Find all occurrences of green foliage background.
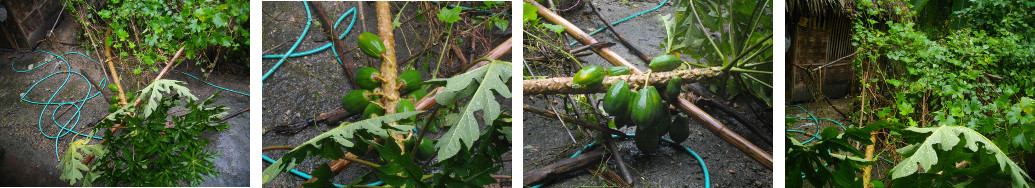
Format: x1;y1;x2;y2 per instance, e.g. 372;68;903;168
789;0;1035;187
68;0;249;74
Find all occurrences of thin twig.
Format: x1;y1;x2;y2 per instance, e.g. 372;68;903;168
586;0;650;62
547;97;578;143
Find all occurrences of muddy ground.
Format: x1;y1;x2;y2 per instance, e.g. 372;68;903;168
522;0;773;187
261;1;512;187
0;10;250;187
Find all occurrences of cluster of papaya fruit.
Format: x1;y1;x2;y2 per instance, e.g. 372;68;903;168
346;32;436;159
341;32;427;123
107;84;136;113
572;54;690;153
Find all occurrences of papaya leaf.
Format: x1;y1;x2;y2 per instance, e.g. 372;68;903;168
428;60;511;161
891;126;1031;187
437;7;462;24
58;139;90;185
261;111;422;184
139;79;196;118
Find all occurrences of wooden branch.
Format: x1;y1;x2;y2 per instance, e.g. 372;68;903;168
670;94;772;168
129;45;186;108
586;0;650;62
523;67;723;95
523;105;628;138
524;149;606;185
308;2;357;86
526;0;639;71
604;136;633;185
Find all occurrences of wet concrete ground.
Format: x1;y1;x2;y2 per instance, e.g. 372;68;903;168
523;0;774;187
0;10;250;186
261;1;512;187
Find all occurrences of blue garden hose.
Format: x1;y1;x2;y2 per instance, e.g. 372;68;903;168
784;105;895;178
785;105;845;144
12;50;249;158
567;0;669;46
262;154;384;187
532;133;710;188
261;2;357;81
13;51;108;158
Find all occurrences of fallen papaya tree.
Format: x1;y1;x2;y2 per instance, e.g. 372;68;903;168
524;0;772;170
261;2;513;187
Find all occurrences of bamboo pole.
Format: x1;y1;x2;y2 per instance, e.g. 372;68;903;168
526;0;638;70
527;0;772;169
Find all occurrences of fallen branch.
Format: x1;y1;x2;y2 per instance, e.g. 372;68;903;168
308;2;357;86
586;0;650;62
523;105;628;138
523;67;723;95
524;149;606;185
686;93;772;144
603;135;633;185
527;0;637;69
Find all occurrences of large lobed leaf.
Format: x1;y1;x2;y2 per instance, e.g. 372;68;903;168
891;126;1031;187
261;111;422;184
140;79;196;118
58;137;107;186
429;60;512;161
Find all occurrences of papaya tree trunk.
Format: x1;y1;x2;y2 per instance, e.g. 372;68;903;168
523;67;724;95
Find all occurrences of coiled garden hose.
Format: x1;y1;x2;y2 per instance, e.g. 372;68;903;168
12;51;108;158
532;133;710;188
785;104;845;144
261;2;357;81
11;50;249;158
784;105;895;178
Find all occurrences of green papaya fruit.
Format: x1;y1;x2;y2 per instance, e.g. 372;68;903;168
669;114;691;143
572;65;607;90
405;137;436;160
407;87;428;101
655;111;672;136
417;138;435;160
399;69;423;92
362;103;385;119
108;84;119;92
358;32;386;58
396;99;417;123
603;80;633;115
108;104;119;113
607;66;631;76
629;86;665;128
342;89;374;112
666;77;683;101
649;54;682;72
356;67;381;90
635;122;660;153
